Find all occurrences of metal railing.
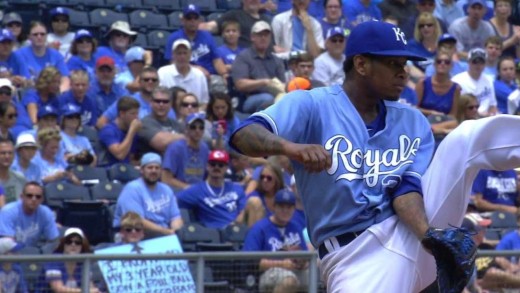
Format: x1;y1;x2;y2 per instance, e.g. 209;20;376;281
0;251;320;293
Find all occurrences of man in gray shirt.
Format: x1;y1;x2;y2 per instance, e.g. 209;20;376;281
0;138;26;204
448;0;496;60
137;86;184;154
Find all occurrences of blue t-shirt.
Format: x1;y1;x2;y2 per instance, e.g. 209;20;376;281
178;181;247;229
0;264;28;293
42;259;83;289
21;89;60;114
164;29;220;74
494;79;516;114
399;86;418;106
14;46;69;81
96;46;127;75
11;100;32;139
243;217;308;252
66;55;96;82
247;190;306;231
99;122;137;166
33;153;68;181
0;52;30;78
419;76;457;114
407;39;435;72
472;169;518;207
343;0;383;26
319;18;352;43
232;85;434;247
496;230;520;250
216;45;243;65
87;80;130;114
11;157;42;184
113;178;181;228
59;132;94;156
58;91;100;126
0;200;59;246
162;139;209;185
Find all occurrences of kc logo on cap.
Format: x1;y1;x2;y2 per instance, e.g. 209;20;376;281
392;27;407;45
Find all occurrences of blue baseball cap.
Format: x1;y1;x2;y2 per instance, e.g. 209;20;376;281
61;103;81;117
438;33;457;44
124;46;145;63
37;105;58;118
74;29;93;41
183;4;201;17
346;21;426;61
186;113;205;126
274;189;296;205
0;29;14;43
326;26;345;40
141;152;162;166
468;0;486;7
50;7;69;18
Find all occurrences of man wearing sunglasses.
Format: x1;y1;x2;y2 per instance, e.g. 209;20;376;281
313;26;346;86
177;150;246;229
162;113;209;192
0;181;59;246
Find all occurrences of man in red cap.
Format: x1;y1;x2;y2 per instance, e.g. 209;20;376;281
177;150;247;229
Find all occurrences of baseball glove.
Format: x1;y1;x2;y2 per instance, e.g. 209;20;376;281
421;227;477;293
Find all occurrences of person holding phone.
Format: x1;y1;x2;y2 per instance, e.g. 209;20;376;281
205;92;240;150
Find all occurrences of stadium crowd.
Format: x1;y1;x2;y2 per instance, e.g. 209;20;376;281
0;0;520;292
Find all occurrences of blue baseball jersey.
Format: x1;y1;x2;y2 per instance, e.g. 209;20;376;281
0;53;30;78
233;85;434;247
494;79;516;114
177;181;247;229
162;139;209;185
0;264;28;293
164;30;220;74
216;45;243;65
243;217;308;252
496;230;520;250
41;259;83;288
58;91;100;126
248;190;306;231
113;178;181;228
0;200;59;246
471;169;518;206
66;55;96;82
59;132;94;156
14;47;69;81
21;89;60;113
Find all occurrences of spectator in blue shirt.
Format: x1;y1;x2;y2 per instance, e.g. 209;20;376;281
2;12;27;50
0;28;28;88
494;56;517;114
11;133;41;184
115;46;152;94
96;21;137;74
0;238;28;293
472;169;520;214
66;29;98;83
59;103;97;166
14;21;69;91
216;20;244;81
58;70;100;127
0;79;30;138
320;0;353;38
21;66;61;127
343;0;383;26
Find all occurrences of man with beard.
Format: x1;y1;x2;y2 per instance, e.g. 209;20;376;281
177;150;246;229
113;152;183;239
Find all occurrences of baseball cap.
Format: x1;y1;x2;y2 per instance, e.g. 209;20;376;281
274;189;296;205
251;21;271;34
186;113;205;126
287;77;311;92
37;105;58;118
106;21;137;38
141;152;162;167
326;26;345;40
208;150;229;164
96;56;115;69
74;29;93;42
64;227;85;238
0;238;24;254
468;48;487;62
2;12;22;26
61;103;81;117
125;46;145;63
0;78;14;92
461;213;492;233
438;33;457;44
183;4;201;17
15;133;37;149
345;21;426;61
172;39;191;51
50;7;69;18
0;29;14;43
468;0;486;7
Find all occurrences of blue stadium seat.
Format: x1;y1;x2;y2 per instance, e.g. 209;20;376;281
71;165;109;186
490;211;518;229
216;0;241;10
90;181;123;203
142;0;180;13
167;11;183;30
129;9;169;32
89;8;129;29
73;0;108;10
147;30;170;51
17;245;42;292
60;201;113;245
206;12;224;23
213;35;223;46
180;208;195;224
133;32;148;48
68;9;91;29
106;0;143;12
181;0;220;12
220;223;248;251
107;163;140;183
177;223;221;252
44;182;92;209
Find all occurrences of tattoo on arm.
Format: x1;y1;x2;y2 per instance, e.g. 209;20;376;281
232;124;288;157
393;192;430;239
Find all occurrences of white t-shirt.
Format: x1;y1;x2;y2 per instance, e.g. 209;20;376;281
451;71;496;116
47;32;75;59
312;52;345;86
158;64;209;104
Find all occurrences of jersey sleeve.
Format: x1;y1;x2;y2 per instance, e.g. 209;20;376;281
99;124;120;149
102;101;118;121
162;142;180;174
176;186;199;209
42;207;59;241
471;170;487;195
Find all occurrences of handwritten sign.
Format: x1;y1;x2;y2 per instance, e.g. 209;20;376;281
95;235;195;293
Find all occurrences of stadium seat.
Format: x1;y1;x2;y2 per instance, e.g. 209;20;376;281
73;0;108;10
90;181;123;203
77;125;108;167
129;9;169;32
167;11;183;30
107;163;140;183
216;0;241;10
89;8;129;31
105;0;142;11
180;208;194;224
220;223;248;251
133;32;148;48
147;30;170;51
188;264;230;292
60;201;113;245
17;245;42;292
177;223;221;252
213;35;223;46
71;165;109;186
181;0;220;12
490;211;518;229
206;12;223;23
44;182;91;209
485;229;501;241
68;9;91;29
142;0;180;13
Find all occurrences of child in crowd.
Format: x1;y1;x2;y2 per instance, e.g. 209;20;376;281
216;20;243;80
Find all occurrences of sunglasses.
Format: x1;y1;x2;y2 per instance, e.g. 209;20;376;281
142;78;158;83
7;113;17;119
419;23;434;29
153;99;170;104
0;89;12;96
52;18;68;23
123;227;143;233
181;102;199;108
189;124;204;130
113;32;129;38
31;32;46;37
260;175;273;182
7;22;21;28
467;105;479;110
25;193;43;200
65;239;82;246
76;38;92;44
471;59;485;64
209;161;226;168
435;59;451;65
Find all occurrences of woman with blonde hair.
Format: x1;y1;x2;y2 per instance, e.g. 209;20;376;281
408;12;443;72
22;66;61;126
